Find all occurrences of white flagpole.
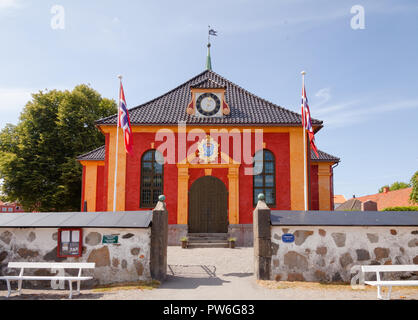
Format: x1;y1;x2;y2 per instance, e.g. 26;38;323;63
113;75;122;212
301;71;308;211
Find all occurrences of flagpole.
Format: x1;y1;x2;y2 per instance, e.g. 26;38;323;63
301;71;308;211
113;75;122;212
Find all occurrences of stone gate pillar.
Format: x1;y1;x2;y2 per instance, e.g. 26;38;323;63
253;194;272;280
150;195;168;282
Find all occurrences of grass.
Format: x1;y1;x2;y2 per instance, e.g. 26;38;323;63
92;280;160;293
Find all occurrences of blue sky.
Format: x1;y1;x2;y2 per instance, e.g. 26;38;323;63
0;0;417;200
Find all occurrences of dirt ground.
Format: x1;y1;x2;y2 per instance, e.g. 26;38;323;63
1;247;417;300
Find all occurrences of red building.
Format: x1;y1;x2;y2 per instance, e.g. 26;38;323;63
0;201;25;213
78;69;340;242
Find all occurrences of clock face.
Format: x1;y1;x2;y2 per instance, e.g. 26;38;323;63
196;93;221;116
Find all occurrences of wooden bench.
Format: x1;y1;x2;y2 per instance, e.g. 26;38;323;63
361;265;418;300
0;262;95;299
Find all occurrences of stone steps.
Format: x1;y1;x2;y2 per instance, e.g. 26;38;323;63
187;242;229;249
186;233;230;248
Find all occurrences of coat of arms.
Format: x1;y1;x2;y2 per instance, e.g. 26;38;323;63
198;135;219;163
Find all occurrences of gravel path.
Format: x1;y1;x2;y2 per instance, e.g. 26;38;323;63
1;247;417;300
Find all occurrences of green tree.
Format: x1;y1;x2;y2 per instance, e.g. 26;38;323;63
0;85;117;212
410;171;418;204
378;181;411;193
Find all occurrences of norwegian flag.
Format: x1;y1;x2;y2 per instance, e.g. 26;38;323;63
118;81;133;154
301;85;319;157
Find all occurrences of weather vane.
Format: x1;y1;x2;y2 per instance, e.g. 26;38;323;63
208;25;218;45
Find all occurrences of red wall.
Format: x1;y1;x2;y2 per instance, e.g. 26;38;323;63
96;166;106;212
104;130;292;225
330;166;334;210
310;165;319;210
104;133;110;211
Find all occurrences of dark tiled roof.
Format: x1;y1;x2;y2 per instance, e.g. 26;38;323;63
96;70;323;126
76;145;105;161
77;145;339;163
335;199;363;211
191;78;225;89
311;149;340;163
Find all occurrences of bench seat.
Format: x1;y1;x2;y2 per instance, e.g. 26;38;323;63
0;276;92;281
365;280;418;287
1;262;95;299
361;264;418;300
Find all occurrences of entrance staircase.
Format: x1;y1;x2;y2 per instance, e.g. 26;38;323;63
187;233;229;248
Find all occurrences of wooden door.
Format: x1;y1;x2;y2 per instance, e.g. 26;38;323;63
188;176;228;233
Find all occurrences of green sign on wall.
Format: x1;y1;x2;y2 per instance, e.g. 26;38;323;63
102;235;119;244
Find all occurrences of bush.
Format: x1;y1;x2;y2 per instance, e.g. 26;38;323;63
382;206;418;211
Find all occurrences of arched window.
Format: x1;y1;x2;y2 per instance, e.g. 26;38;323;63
253;150;276;206
140;150;164;208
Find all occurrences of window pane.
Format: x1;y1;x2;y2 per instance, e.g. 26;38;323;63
254;175;263;187
142;162;152;174
265;175;274;187
141;189;151;205
152;192;160;204
154;176;163;187
154;162;163;174
264;162;274;174
264;151;274;161
61;230;70;242
142;176;151;188
265;189;275;205
141;150;164;208
143;151;153;161
71;230;80;243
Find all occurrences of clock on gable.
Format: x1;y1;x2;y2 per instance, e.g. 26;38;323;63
196;92;221;116
187;85;230;117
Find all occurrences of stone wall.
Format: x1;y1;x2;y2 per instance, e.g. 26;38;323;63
168;225;188;246
271;226;418;283
228;224;253;247
0;227;151;288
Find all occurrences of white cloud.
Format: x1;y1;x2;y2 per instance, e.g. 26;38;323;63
310;88;418;128
314;88;331;108
0;0;21;10
0;88;33;127
0;88;32;111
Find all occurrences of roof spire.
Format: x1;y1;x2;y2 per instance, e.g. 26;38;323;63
207;26;217;71
206;43;212;71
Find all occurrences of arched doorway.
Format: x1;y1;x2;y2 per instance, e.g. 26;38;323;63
188;176;228;234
